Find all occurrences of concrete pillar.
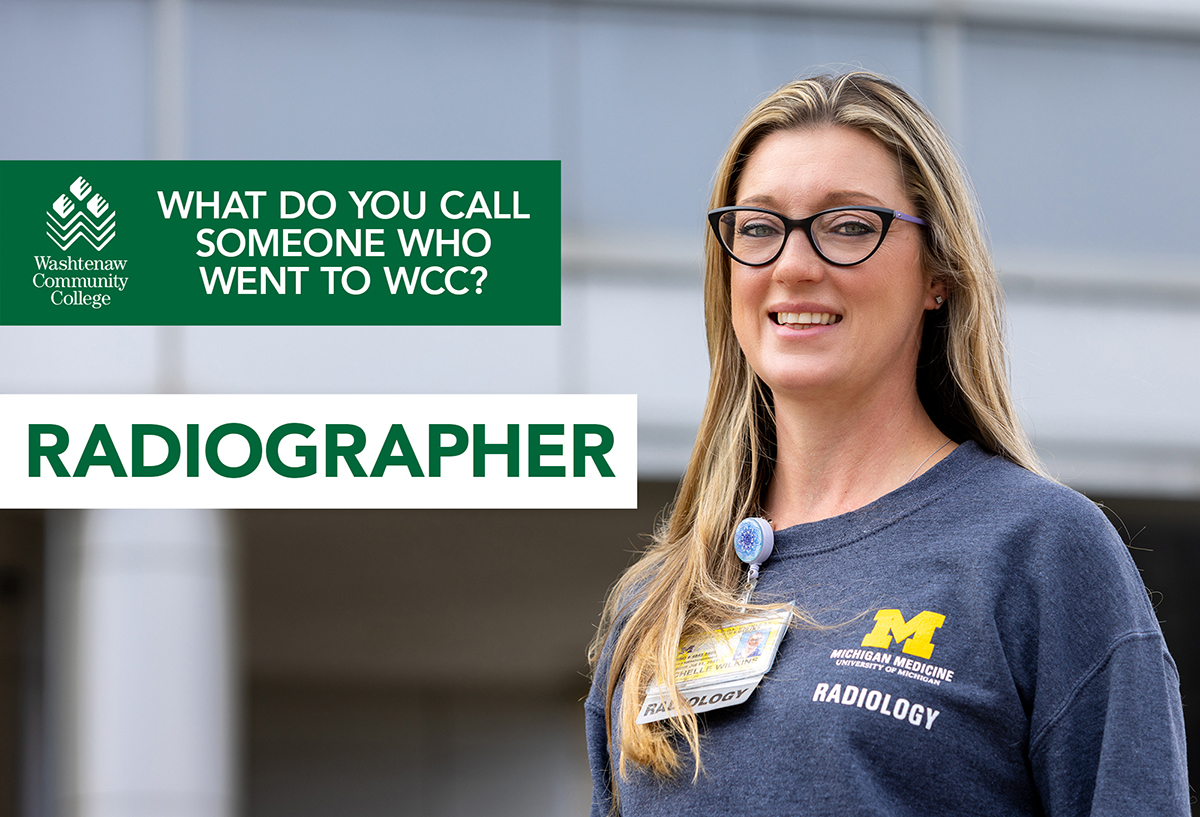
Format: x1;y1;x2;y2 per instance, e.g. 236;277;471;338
45;510;237;817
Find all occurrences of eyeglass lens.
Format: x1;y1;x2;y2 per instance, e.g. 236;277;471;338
717;209;888;266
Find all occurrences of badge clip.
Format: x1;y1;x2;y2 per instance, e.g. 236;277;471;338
734;517;773;604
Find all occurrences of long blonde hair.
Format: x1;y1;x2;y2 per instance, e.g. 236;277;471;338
589;70;1043;792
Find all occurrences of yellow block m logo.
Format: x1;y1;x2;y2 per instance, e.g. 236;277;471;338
861;609;945;660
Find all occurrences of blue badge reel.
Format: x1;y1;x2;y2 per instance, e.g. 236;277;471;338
634;515;791;726
734;517;774;580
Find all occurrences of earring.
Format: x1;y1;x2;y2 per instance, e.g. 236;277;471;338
934;295;944;306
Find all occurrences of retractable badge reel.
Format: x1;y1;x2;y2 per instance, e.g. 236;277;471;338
636;515;790;725
734;517;774;603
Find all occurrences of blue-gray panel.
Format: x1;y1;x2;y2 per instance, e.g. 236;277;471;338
964;27;1200;257
574;5;762;235
754;15;926;101
574;6;927;235
0;326;159;392
190;0;557;160
0;0;150;159
182;324;564;393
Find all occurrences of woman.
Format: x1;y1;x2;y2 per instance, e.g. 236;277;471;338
586;72;1188;815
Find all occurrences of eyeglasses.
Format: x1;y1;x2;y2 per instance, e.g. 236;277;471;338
708;205;926;268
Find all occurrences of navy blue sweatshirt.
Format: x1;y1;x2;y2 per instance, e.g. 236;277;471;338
587;442;1188;815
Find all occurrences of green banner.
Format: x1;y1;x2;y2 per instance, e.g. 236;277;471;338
0;161;560;325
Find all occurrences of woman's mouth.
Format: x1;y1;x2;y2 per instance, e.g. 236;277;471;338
771;311;842;328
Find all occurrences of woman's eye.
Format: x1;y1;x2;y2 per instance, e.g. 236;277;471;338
830;219;875;237
821;212;881;238
737;220;781;238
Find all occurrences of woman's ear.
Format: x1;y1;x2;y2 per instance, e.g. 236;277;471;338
926;280;949;310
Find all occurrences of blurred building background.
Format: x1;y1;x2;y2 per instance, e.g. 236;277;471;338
1;0;1198;814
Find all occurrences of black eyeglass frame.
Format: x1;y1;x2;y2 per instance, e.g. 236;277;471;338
707;205;927;268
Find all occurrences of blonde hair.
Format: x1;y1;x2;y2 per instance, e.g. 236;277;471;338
589;70;1043;795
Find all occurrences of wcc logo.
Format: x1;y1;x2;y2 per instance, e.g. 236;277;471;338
860;609;945;660
45;176;116;251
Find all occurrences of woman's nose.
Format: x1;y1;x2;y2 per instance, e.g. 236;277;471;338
770;228;827;284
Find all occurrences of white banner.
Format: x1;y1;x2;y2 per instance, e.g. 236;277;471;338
1;394;637;508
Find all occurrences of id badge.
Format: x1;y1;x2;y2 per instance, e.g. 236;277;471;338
636;607;792;724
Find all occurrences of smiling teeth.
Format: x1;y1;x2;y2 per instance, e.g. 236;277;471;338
776;311;841;326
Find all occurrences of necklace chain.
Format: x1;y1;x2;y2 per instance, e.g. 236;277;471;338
760;437;952;524
905;438;952;484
